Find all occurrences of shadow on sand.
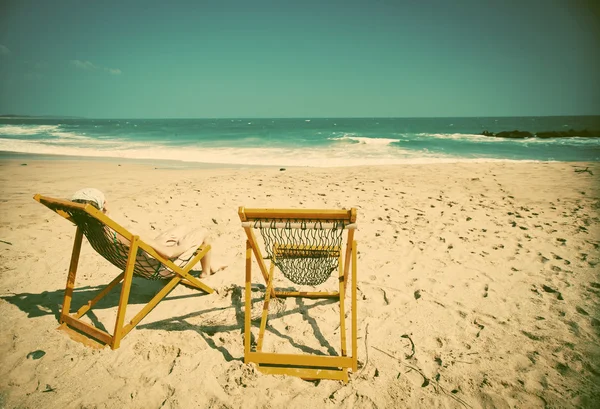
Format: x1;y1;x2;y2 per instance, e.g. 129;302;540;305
140;285;340;362
1;275;210;334
3;281;343;362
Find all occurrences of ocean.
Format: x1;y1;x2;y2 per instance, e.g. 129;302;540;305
1;116;599;167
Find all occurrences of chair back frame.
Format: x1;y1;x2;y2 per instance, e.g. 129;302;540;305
238;207;358;382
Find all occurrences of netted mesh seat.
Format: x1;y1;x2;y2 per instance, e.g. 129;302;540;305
255;219;345;286
45;203;170;280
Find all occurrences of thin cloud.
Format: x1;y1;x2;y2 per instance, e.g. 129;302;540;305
0;44;10;56
70;60;98;70
70;59;122;75
105;68;121;75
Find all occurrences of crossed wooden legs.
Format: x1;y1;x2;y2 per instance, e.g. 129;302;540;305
58;227;213;349
243;240;358;382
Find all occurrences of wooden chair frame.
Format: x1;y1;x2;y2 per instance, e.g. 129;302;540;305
239;207;358;382
34;194;214;349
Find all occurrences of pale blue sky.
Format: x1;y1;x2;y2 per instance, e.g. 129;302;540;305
0;0;598;118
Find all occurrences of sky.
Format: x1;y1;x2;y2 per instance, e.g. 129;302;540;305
0;0;598;118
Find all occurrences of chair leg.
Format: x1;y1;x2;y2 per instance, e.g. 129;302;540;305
60;227;83;323
257;261;275;352
343;229;355;291
244;240;252;360
112;235;139;349
338;253;347;358
351;240;358;371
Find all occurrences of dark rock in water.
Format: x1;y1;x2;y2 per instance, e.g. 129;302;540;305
494;130;534;139
535;129;600;138
481;129;600;139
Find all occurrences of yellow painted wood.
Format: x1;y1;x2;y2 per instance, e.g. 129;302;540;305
162;245;213;293
238;206;248;222
112;235;139;349
349;207;357;223
35;194;134;240
123;276;182;337
159;244;214;294
56;209;75;223
34;194;85;209
239;206;359;382
242;221;354;230
73;272;125;319
90;208;135;241
242;227;270;284
338;252;347;357
275;243;340;251
35;194;216;348
244;240;252;360
257;261;276;352
257;366;348;382
274;244;341;259
240;208;354;221
56;324;107;349
351;240;358;372
61;227;83;323
182;245;209;273
247;352;354;368
274;291;339;299
61;315;112;346
36;195;214;292
343;228;355;290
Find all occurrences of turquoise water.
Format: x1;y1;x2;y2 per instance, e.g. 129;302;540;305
0;117;599;166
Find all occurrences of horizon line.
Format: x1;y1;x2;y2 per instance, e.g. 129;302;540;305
2;114;600;120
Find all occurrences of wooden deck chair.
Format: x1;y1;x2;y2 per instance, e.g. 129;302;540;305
34;194;214;349
239;207;358;382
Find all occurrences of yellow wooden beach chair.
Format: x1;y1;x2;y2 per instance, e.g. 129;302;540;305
34;194;214;349
239;207;358;382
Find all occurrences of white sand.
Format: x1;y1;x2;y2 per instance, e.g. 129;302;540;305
0;159;599;408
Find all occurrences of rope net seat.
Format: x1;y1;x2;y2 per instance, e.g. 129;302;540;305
254;219;346;286
71;210;196;280
48;203;174;280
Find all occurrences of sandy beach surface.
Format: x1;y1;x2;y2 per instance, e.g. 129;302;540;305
0;158;599;408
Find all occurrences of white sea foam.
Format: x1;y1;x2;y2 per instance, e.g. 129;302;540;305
0;124;117;143
0;125;61;135
417;132;493;140
49;131;90;139
329;134;399;146
416;132;600;146
0;124;88;139
0;137;541;167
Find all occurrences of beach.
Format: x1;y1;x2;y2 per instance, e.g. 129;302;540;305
0;158;599;408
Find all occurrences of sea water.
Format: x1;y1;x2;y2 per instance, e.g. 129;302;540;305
0;116;599;167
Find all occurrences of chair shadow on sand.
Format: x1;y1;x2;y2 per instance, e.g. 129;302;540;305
140;284;340;362
2;281;338;362
1;274;210;334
